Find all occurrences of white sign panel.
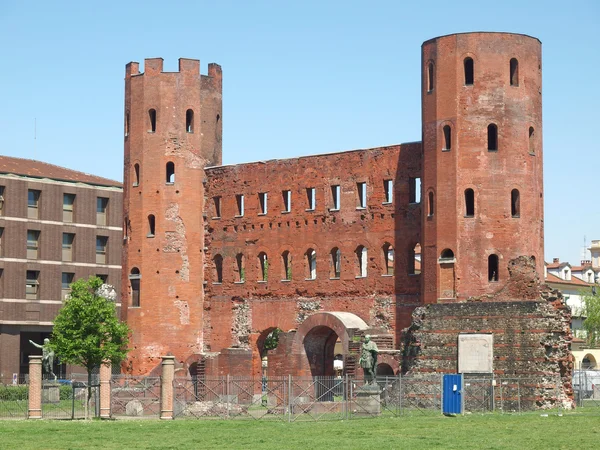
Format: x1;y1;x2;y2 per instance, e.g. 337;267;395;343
458;334;493;373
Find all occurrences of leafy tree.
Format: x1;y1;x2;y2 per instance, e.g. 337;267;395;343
50;276;130;414
581;287;600;346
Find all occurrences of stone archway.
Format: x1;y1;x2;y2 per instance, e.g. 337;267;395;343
292;312;369;377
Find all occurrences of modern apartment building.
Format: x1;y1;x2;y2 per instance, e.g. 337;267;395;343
0;156;122;378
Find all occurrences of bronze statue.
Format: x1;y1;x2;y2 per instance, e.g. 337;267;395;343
358;335;379;385
29;338;56;380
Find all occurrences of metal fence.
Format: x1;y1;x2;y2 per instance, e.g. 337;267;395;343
0;376;28;419
41;374;98;419
111;376;161;418
573;369;600;409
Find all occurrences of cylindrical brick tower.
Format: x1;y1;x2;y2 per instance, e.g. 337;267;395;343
122;58;222;374
421;33;543;303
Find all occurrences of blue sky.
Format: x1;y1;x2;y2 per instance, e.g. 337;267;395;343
0;0;598;265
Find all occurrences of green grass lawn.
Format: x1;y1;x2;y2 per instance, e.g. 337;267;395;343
0;411;597;449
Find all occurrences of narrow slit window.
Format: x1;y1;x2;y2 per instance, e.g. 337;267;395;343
465;189;475;217
133;163;140;187
409;243;421;275
383;180;393;204
331;185;340;210
236;194;245;216
306;188;316;211
282;251;292;280
307;249;317;280
236;253;245;282
213;197;221;218
125;111;130;137
357;182;367;208
213;254;223;283
443;125;452;151
186;109;194;133
510;58;519;86
129;268;141;307
147;214;155;237
488;254;499;282
258;252;268;281
282;190;291;213
258;192;268;215
428;191;434;217
487;124;498;151
330;248;341;278
355;246;367;278
511;189;520;218
409;178;421;204
383;243;394;275
427;62;434;92
464;57;474;85
148;109;156;132
528;127;535;154
166;162;175;184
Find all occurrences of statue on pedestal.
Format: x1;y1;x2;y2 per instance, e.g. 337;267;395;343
358;335;379;385
29;338;57;381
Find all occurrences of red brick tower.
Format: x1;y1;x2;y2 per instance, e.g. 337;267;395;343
421;33;543;303
121;58;222;374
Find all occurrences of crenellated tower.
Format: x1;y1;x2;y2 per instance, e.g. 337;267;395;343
121;58;222;374
420;33;544;303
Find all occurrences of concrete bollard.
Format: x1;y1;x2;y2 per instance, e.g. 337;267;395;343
28;355;43;419
160;356;175;420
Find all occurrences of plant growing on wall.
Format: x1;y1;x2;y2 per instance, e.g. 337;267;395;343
581;287;600;346
263;328;281;352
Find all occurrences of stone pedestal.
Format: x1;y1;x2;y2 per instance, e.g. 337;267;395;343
355;385;381;415
42;384;60;403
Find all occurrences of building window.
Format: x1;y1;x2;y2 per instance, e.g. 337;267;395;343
125;111;130;137
148;109;156;132
235;253;245;282
409;243;421;275
96;197;108;226
383;243;394;275
440;248;455;262
62;233;74;262
528;127;535;155
428;191;434;217
147;215;156;237
61;272;74;300
487;124;498;151
166;162;175;184
96;274;108;284
427;61;434;92
510;58;519;86
465;189;475;217
129;268;141;307
355;245;367;278
236;194;245;217
464;57;474;85
28;190;40;219
510;189;520;218
330;247;341;279
383;180;393;204
26;270;40;300
27;230;40;259
282;251;292;280
133;164;140;187
213;254;223;283
213;197;221;218
488;254;499;282
0;227;4;257
306;248;317;280
282;190;291;213
259;192;268;215
258;252;268;281
62;193;75;222
409;178;421;204
0;186;4;215
96;236;108;264
357;182;367;208
331;185;341;210
443;125;452;151
186;109;194;133
306;188;316;211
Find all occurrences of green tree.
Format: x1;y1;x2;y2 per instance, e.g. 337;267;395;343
581;287;600;346
50;276;130;414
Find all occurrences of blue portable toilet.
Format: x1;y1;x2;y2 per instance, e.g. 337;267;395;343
443;374;463;414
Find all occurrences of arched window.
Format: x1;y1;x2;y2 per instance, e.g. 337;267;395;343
428;191;434;217
443;125;451;151
465;189;475;217
488;254;499;282
409;243;421;275
487;124;498;151
510;58;519;86
213;254;223;283
148;109;156;133
383;243;394;275
147;214;155;237
129;267;141;307
258;252;268;282
528;127;535;154
282;251;292;281
511;189;520;217
236;253;245;282
427;62;435;92
186;109;194;133
133;163;140;187
166;162;175;184
306;248;317;280
125;111;130;137
355;246;367;278
330;247;341;279
440;249;454;261
464;57;474;85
